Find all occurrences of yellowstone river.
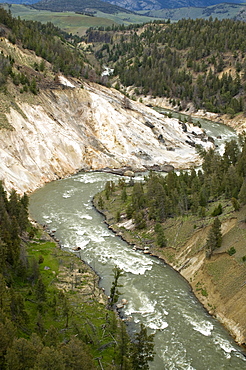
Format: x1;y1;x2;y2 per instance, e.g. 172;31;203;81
29;169;246;369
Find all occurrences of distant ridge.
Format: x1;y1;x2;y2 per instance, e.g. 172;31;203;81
101;0;246;11
0;0;38;3
31;0;134;14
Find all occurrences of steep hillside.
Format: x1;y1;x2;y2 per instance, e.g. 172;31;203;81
88;18;246;119
103;0;246;11
0;72;210;194
0;7;214;194
93;169;246;345
143;3;246;22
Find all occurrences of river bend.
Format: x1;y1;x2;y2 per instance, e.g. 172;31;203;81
29;171;246;369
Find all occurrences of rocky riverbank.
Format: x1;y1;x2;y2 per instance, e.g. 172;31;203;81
139;94;246;133
93;190;246;350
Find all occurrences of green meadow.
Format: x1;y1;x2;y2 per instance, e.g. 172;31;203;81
1;4;157;35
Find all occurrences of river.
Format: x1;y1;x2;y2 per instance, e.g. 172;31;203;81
29;119;246;369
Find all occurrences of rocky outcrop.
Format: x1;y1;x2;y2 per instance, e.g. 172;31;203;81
0;78;212;194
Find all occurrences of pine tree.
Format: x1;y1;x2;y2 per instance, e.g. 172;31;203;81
154;223;167;248
239;180;246;205
130;324;155;370
109;266;123;308
115;321;131;370
206;217;222;258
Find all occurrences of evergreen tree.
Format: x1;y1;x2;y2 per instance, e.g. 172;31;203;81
239;180;246;205
109;266;123;308
130;324;155;370
62;337;96;370
206;217;222;258
116;321;131;370
154;223;167;248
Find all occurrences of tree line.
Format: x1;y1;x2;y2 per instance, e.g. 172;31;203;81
119;137;246;223
0;7;103;91
0;180;155;369
88;18;246;116
100;136;246;255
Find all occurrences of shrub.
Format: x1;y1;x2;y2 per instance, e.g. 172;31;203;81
227;247;236;256
211;203;222;217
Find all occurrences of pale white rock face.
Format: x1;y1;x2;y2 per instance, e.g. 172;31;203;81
0;80;212;194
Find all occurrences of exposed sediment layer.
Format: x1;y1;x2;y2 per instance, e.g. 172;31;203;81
0;79;212;194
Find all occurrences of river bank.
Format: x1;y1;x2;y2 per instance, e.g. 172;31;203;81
93;187;246;351
29;170;246;368
140;95;246;133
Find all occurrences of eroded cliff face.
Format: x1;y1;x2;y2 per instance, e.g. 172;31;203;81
158;217;246;346
0;78;212;193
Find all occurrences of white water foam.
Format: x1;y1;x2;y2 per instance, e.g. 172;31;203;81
159;343;195;370
43;213;58;224
79;214;93;220
183;314;214;336
74;173;117;184
42;216;52;224
123;289;169;330
64;220;154;275
75;240;90;250
213;334;237;354
83;202;92;210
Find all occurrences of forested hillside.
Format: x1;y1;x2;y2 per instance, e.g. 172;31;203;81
0;180;156;369
94;137;246;344
88;18;246;117
96;136;246;240
31;0;133;14
0;6;110;94
0;7;159;368
0;7;86;79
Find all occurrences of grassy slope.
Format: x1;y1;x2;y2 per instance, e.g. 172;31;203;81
0;35;56;130
19;224;120;368
93;185;246;345
138;3;246;22
2;4;117;35
1;4;157;36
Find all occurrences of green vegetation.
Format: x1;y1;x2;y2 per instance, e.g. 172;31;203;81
141;3;246;22
227;246;236;256
109;266;123;309
3;4;118;36
31;0;133;15
0;7;86;78
130;324;155;370
4;7;246;117
93;141;246;333
89;18;246;115
0;179;155;369
206;217;222;258
3;4;156;36
94;137;246;257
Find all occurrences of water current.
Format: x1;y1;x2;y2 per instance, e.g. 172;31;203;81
29;119;246;369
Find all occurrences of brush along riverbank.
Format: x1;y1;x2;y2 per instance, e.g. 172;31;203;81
93;180;246;350
1;221;134;369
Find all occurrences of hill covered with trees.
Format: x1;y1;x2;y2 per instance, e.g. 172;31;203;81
0;7;159;369
0;180;156;369
94;137;246;344
0;7;87;79
31;0;133;15
87;18;246;117
96;136;246;238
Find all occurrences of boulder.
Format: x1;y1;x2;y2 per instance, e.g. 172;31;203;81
124;170;135;177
